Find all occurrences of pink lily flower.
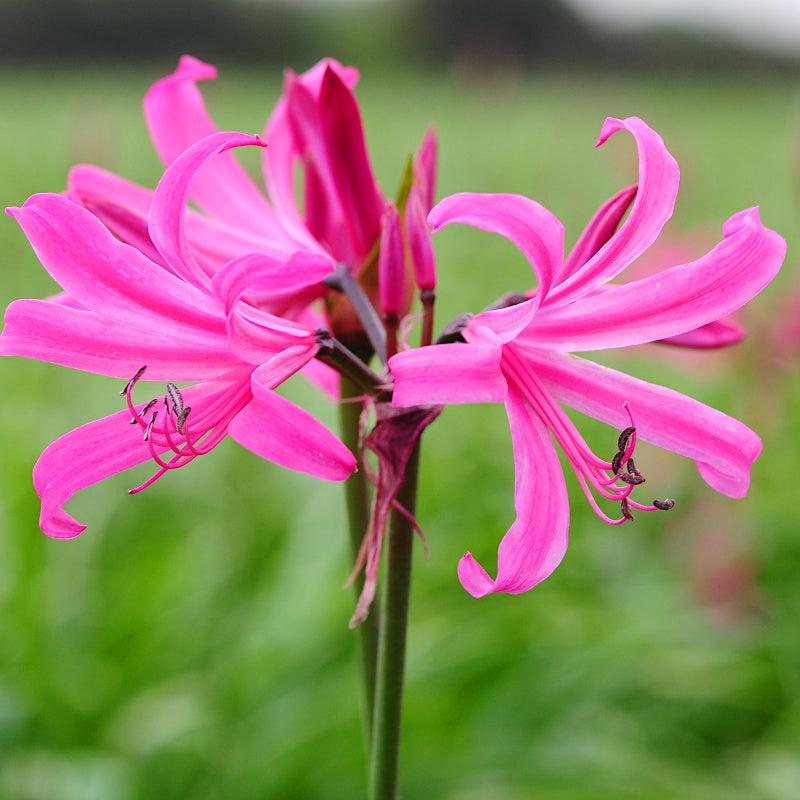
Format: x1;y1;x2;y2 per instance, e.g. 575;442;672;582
69;56;436;290
389;116;785;599
0;132;356;540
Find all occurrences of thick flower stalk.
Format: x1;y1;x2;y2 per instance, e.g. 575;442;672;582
389;115;786;599
0;132;357;539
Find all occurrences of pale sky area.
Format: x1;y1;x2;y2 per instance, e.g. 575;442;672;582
300;0;800;56
564;0;800;54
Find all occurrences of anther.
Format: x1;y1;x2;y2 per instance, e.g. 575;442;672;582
121;365;147;396
617;426;636;452
620;497;635;521
131;398;157;424
611;450;624;475
617;470;646;486
437;312;474;344
653;498;675;511
626;458;644;482
166;382;184;417
143;410;158;442
176;407;191;436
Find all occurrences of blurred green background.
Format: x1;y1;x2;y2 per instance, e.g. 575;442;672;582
1;1;800;798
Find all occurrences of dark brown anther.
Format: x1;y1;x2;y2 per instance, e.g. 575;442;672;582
481;292;529;313
611;450;624;475
166;382;184;417
436;312;474;344
653;498;675;511
176;407;191;436
617;426;636;452
618;471;646;486
626;458;644;481
121;365;148;396
143;410;158;442
620;497;635;521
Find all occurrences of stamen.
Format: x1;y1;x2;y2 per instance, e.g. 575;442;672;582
121;365;147;396
617;470;646;486
621;497;635;521
143;410;157;442
176;407;191;436
166;382;185;417
617;426;636;452
653;498;675;511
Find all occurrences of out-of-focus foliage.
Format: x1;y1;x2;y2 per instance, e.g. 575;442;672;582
1;64;799;799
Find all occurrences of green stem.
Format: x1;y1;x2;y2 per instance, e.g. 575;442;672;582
339;373;380;750
369;440;420;800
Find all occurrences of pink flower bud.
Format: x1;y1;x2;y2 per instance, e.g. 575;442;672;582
406;186;436;292
378;202;405;317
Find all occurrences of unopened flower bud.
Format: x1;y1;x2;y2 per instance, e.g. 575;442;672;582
406;186;436;292
378;201;405;317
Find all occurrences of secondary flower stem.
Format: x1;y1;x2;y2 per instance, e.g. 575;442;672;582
339;373;380;755
368;439;420;800
325;264;388;363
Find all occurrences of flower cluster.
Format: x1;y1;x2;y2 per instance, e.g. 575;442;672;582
1;58;785;614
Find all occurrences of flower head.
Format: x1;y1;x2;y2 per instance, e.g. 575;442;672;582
1;132;357;539
389;116;785;598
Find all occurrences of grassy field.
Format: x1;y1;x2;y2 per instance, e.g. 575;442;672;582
1;61;799;799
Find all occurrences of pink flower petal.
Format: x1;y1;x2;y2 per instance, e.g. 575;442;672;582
549;116;680;302
148;131;267;286
525;347;761;498
68;165;163;265
470;297;538;344
144;55;282;237
34;406;159;538
658;316;746;349
7;194;225;335
428;192;564;307
389;342;507;406
527;208;785;351
458;387;569;597
228;361;356;480
225;303;317;366
211;250;333;314
560;185;637;282
0;299;239;380
318;65;384;261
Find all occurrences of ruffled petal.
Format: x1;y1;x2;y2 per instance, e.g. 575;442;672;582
549;116;680;303
0;299;240;380
524;347;761;498
144;55;282;237
389;341;507;406
228;360;356;480
33;406;165;538
429;192;564;307
527;208;785;351
148;131;267;287
7;194;226;335
458;386;569;597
